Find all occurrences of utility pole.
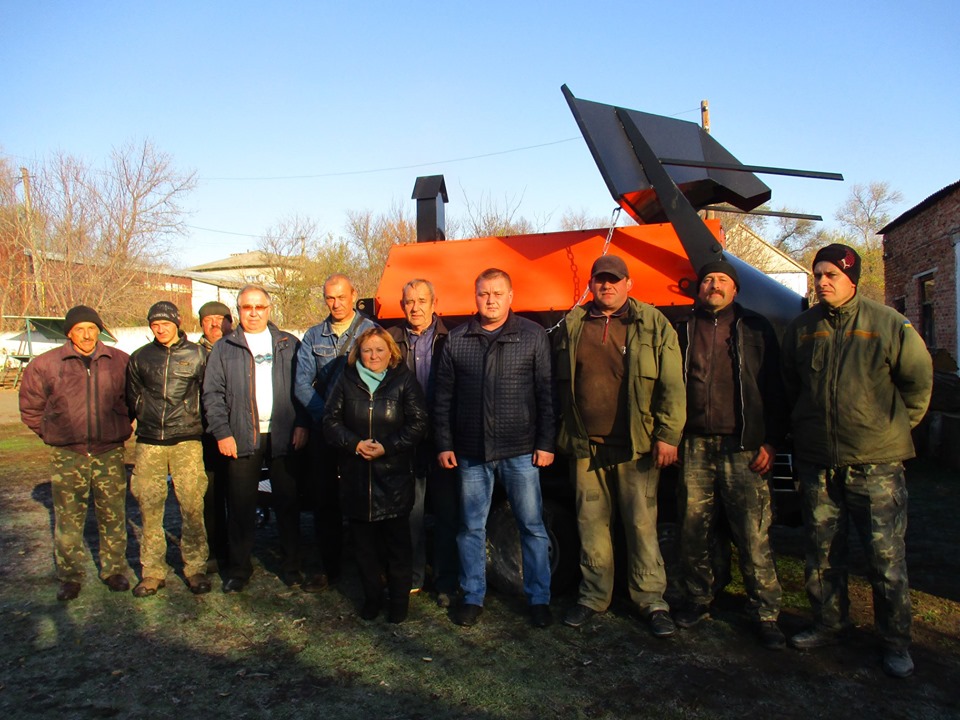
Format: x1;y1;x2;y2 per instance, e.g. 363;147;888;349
700;101;713;220
19;167;37;313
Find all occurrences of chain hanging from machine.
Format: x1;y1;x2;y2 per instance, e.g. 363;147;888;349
545;205;622;334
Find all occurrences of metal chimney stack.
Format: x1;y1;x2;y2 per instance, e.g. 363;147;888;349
412;175;448;242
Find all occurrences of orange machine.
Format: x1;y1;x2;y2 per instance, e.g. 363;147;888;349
375;222;721;320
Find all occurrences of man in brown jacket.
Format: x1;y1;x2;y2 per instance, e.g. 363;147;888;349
19;305;133;601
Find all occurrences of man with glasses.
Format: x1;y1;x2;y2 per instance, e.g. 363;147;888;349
203;285;309;592
295;274;376;591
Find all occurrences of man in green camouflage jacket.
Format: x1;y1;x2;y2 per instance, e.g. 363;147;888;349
781;244;933;678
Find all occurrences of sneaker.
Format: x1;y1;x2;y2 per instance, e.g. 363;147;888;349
882;648;914;678
530;604;552;628
674;603;710;629
648;610;677;638
453;603;483;627
563;604;599;628
758;621;786;651
789;626;845;650
388;601;409;624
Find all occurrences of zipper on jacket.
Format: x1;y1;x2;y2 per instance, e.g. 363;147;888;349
366;384;375;521
734;316;747;451
829;312;843;467
160;345;171;441
85;364;94;456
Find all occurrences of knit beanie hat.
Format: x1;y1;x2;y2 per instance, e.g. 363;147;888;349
64;305;104;335
813;244;861;286
198;300;232;322
147;301;181;326
697;258;740;291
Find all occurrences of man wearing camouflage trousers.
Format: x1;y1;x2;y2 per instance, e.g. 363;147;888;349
782;244;933;678
19;305;133;601
126;301;211;597
673;259;788;650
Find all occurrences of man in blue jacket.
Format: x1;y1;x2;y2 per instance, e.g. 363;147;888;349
294;273;377;591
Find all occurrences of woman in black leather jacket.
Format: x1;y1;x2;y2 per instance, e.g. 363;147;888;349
323;327;428;623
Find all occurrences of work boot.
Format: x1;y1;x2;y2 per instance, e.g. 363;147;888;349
674;603;710;629
789;626;846;650
187;574;212;595
530;604;552;628
302;573;329;593
563;604;600;628
882;648;915;678
105;574;130;592
453;603;483;627
57;581;81;602
132;578;165;598
648;610;677;638
360;598;382;621
757;621;786;650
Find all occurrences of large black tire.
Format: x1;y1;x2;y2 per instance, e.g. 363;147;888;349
486;498;581;595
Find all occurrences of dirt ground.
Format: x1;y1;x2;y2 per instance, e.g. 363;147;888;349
1;388;958;719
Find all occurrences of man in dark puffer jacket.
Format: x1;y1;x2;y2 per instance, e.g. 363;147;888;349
434;268;556;629
127;301;210;597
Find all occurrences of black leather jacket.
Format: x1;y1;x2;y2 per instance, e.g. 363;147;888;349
127;332;206;442
322;363;428;522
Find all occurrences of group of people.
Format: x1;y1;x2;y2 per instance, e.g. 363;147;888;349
18;242;933;679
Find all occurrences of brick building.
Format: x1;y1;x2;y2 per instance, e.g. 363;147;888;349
881;179;960;371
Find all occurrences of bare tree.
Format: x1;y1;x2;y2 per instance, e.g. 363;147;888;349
256;215;328;327
455;189;542;238
5;141;195;324
816;181;904;303
559;207;626;231
343;201;416;297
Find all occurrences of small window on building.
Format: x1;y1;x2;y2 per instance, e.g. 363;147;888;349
893;296;906;314
919;273;935;348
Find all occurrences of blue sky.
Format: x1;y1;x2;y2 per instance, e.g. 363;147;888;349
3;1;958;268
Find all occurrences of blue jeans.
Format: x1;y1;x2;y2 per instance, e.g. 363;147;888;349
457;454;551;606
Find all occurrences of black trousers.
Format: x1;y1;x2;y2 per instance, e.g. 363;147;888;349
225;434;301;580
202;433;229;565
350;515;412;605
306;426;344;577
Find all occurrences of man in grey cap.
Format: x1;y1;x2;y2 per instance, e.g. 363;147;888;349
19;305;133;601
555;255;685;638
782;243;932;677
198;301;233;353
197;300;233;570
673;259;788;650
126;301;210;596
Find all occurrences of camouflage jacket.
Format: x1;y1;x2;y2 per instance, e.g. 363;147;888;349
781;294;933;466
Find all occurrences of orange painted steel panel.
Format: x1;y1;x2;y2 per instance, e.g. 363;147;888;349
375;222;722;319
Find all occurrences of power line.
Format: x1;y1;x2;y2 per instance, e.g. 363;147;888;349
199;137;582;181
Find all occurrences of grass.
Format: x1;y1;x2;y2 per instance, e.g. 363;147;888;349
1;420;959;719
